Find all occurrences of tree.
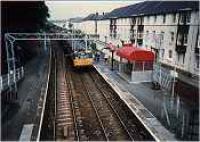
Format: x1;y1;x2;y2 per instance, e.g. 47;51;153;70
1;1;49;32
1;1;50;73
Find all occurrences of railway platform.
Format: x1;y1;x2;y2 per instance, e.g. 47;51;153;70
93;60;176;141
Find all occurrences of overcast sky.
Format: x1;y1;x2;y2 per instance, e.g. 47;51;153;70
46;1;141;20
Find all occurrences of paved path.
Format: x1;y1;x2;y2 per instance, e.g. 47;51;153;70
1;53;49;141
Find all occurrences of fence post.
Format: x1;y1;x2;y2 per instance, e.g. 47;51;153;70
7;73;10;88
142;61;145;72
16;69;19;81
0;76;2;92
22;66;24;77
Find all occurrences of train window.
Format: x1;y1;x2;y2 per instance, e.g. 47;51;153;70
87;53;93;58
73;50;93;59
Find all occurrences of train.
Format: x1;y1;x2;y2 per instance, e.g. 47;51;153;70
62;35;96;67
72;49;94;67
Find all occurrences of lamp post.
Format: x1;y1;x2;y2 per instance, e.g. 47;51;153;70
111;49;114;71
105;42;115;71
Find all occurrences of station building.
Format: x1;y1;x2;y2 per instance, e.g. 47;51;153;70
73;1;199;77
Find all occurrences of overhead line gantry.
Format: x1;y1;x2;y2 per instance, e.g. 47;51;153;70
2;32;99;96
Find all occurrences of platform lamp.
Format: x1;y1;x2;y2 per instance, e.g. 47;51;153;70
105;43;115;71
104;36;107;44
111;47;115;71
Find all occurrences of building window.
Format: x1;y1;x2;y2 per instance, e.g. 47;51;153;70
195;55;199;68
177;33;184;45
137;17;144;25
177;54;180;62
147;16;150;23
183;54;185;64
131;17;136;25
162;49;165;58
152;31;156;39
154;15;157;23
177;54;185;64
171;32;175;42
124;19;126;24
161;31;165;41
169;50;172;58
146;30;149;36
172;13;176;23
180;13;184;24
163;14;166;23
180;12;191;24
184;33;188;44
186;12;191;23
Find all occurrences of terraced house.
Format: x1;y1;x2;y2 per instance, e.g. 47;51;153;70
73;1;199;78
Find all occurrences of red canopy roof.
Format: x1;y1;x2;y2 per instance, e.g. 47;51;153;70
116;44;155;61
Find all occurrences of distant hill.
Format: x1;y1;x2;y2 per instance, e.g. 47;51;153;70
68;17;83;23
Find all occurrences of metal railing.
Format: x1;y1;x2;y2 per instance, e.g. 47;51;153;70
0;66;24;92
152;64;173;91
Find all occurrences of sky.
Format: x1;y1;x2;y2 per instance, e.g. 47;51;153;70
46;1;141;20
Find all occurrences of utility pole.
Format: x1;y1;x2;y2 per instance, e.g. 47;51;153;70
95;12;98;35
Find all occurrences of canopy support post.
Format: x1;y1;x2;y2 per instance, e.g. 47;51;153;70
142;61;145;72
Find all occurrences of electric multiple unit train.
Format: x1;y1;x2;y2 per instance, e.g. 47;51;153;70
72;49;94;67
71;40;94;67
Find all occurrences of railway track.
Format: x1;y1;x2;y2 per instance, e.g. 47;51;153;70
68;68;132;140
89;69;155;141
40;41;154;141
52;40;154;141
80;72;133;140
55;46;75;140
63;57;155;141
67;68;108;141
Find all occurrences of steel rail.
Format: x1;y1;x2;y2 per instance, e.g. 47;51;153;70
65;60;80;141
55;43;76;140
90;69;157;141
54;52;57;140
70;70;108;141
88;71;135;141
79;75;109;141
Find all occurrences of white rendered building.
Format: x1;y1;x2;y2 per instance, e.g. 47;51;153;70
72;1;199;76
